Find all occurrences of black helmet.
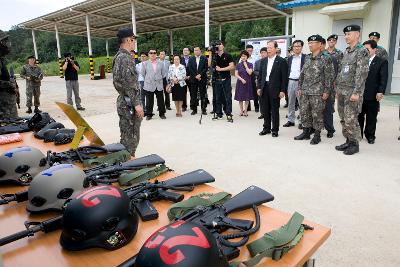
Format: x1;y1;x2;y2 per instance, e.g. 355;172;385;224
134;220;229;267
60;185;138;251
0;146;48;185
27;164;86;213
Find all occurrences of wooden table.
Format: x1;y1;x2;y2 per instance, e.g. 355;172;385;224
0;133;330;267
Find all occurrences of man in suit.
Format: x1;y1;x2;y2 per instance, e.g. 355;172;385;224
358;40;388;144
159;50;171;110
254;47;268;120
181;47;191;112
141;48;166;120
283;40;306;128
187;46;208;115
257;40;288;137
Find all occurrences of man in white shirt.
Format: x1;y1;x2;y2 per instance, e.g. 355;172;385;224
257;41;288;137
136;51;147;112
283;40;306;127
159;50;171;110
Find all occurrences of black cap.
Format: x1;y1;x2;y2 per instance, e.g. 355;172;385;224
117;28;136;39
307;34;324;43
343;25;361;33
327;34;338;41
27;55;35;59
369;32;380;38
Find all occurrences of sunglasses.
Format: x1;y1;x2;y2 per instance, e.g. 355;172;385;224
148;52;156;54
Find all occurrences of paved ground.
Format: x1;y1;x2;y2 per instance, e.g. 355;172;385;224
16;75;400;266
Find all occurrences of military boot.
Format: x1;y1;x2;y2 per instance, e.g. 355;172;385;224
343;141;359;155
335;138;350;151
294;128;311;140
34;106;42;113
310;131;321;145
26;107;32;114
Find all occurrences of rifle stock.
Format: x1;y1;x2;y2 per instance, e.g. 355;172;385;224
162;169;215;187
223;186;274;214
120;154;165;168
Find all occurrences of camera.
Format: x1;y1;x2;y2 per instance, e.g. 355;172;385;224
208;41;221;54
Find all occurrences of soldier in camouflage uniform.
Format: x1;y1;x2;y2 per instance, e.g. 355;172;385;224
335;25;369;155
369;32;388;61
0;30;18;120
20;55;43;113
112;28;144;156
323;34;344;138
294;35;335;145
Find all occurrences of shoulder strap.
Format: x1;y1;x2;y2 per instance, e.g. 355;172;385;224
118;164;170;186
230;212;313;267
167;192;231;221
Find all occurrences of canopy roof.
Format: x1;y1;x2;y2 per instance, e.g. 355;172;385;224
19;0;291;39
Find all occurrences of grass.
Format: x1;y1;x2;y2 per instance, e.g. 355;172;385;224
9;56;113;77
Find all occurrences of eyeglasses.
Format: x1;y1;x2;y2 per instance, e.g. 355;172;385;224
148;52;156;54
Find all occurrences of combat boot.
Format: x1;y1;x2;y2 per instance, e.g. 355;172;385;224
335;138;350;151
34;106;42;113
310;131;321;145
294;128;311;140
26;107;32;114
343;141;359;155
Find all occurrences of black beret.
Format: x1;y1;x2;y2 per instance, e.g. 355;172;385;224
343;25;361;33
307;34;324;43
327;34;338;41
369;32;380;38
117;28;135;39
27;55;35;59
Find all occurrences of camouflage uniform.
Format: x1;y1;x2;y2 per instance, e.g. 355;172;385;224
376;46;388;61
20;64;43;108
112;48;142;156
335;44;369;142
0;57;18;120
323;49;343;135
298;52;335;131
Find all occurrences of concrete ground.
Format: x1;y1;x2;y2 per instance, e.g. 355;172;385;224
15;75;400;266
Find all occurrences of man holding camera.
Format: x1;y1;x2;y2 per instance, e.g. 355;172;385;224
208;40;234;122
20;55;43;113
62;52;85;111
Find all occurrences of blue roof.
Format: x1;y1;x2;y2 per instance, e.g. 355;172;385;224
277;0;350;9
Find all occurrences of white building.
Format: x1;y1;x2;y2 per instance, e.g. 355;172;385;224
278;0;400;93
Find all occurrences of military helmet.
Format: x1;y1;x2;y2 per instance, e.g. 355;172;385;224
0;146;48;185
27;164;86;213
60;185;138;251
134;220;229;267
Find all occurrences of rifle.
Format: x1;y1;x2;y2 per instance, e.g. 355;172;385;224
0;169;215;246
9;66;20;109
124;169;216;221
46;143;129;166
0;216;63;246
0;154;165;207
118;186;274;267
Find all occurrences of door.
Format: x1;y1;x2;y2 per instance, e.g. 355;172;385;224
390;14;400;93
332;19;363;51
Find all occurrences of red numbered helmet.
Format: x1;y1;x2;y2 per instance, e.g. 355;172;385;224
134;220;229;267
60;185;138;251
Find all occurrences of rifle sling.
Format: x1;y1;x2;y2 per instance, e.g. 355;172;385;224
118;164;169;186
167;192;231;221
230;212;311;267
82;150;131;167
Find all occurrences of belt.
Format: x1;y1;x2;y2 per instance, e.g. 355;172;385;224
289;78;299;81
216;78;226;81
